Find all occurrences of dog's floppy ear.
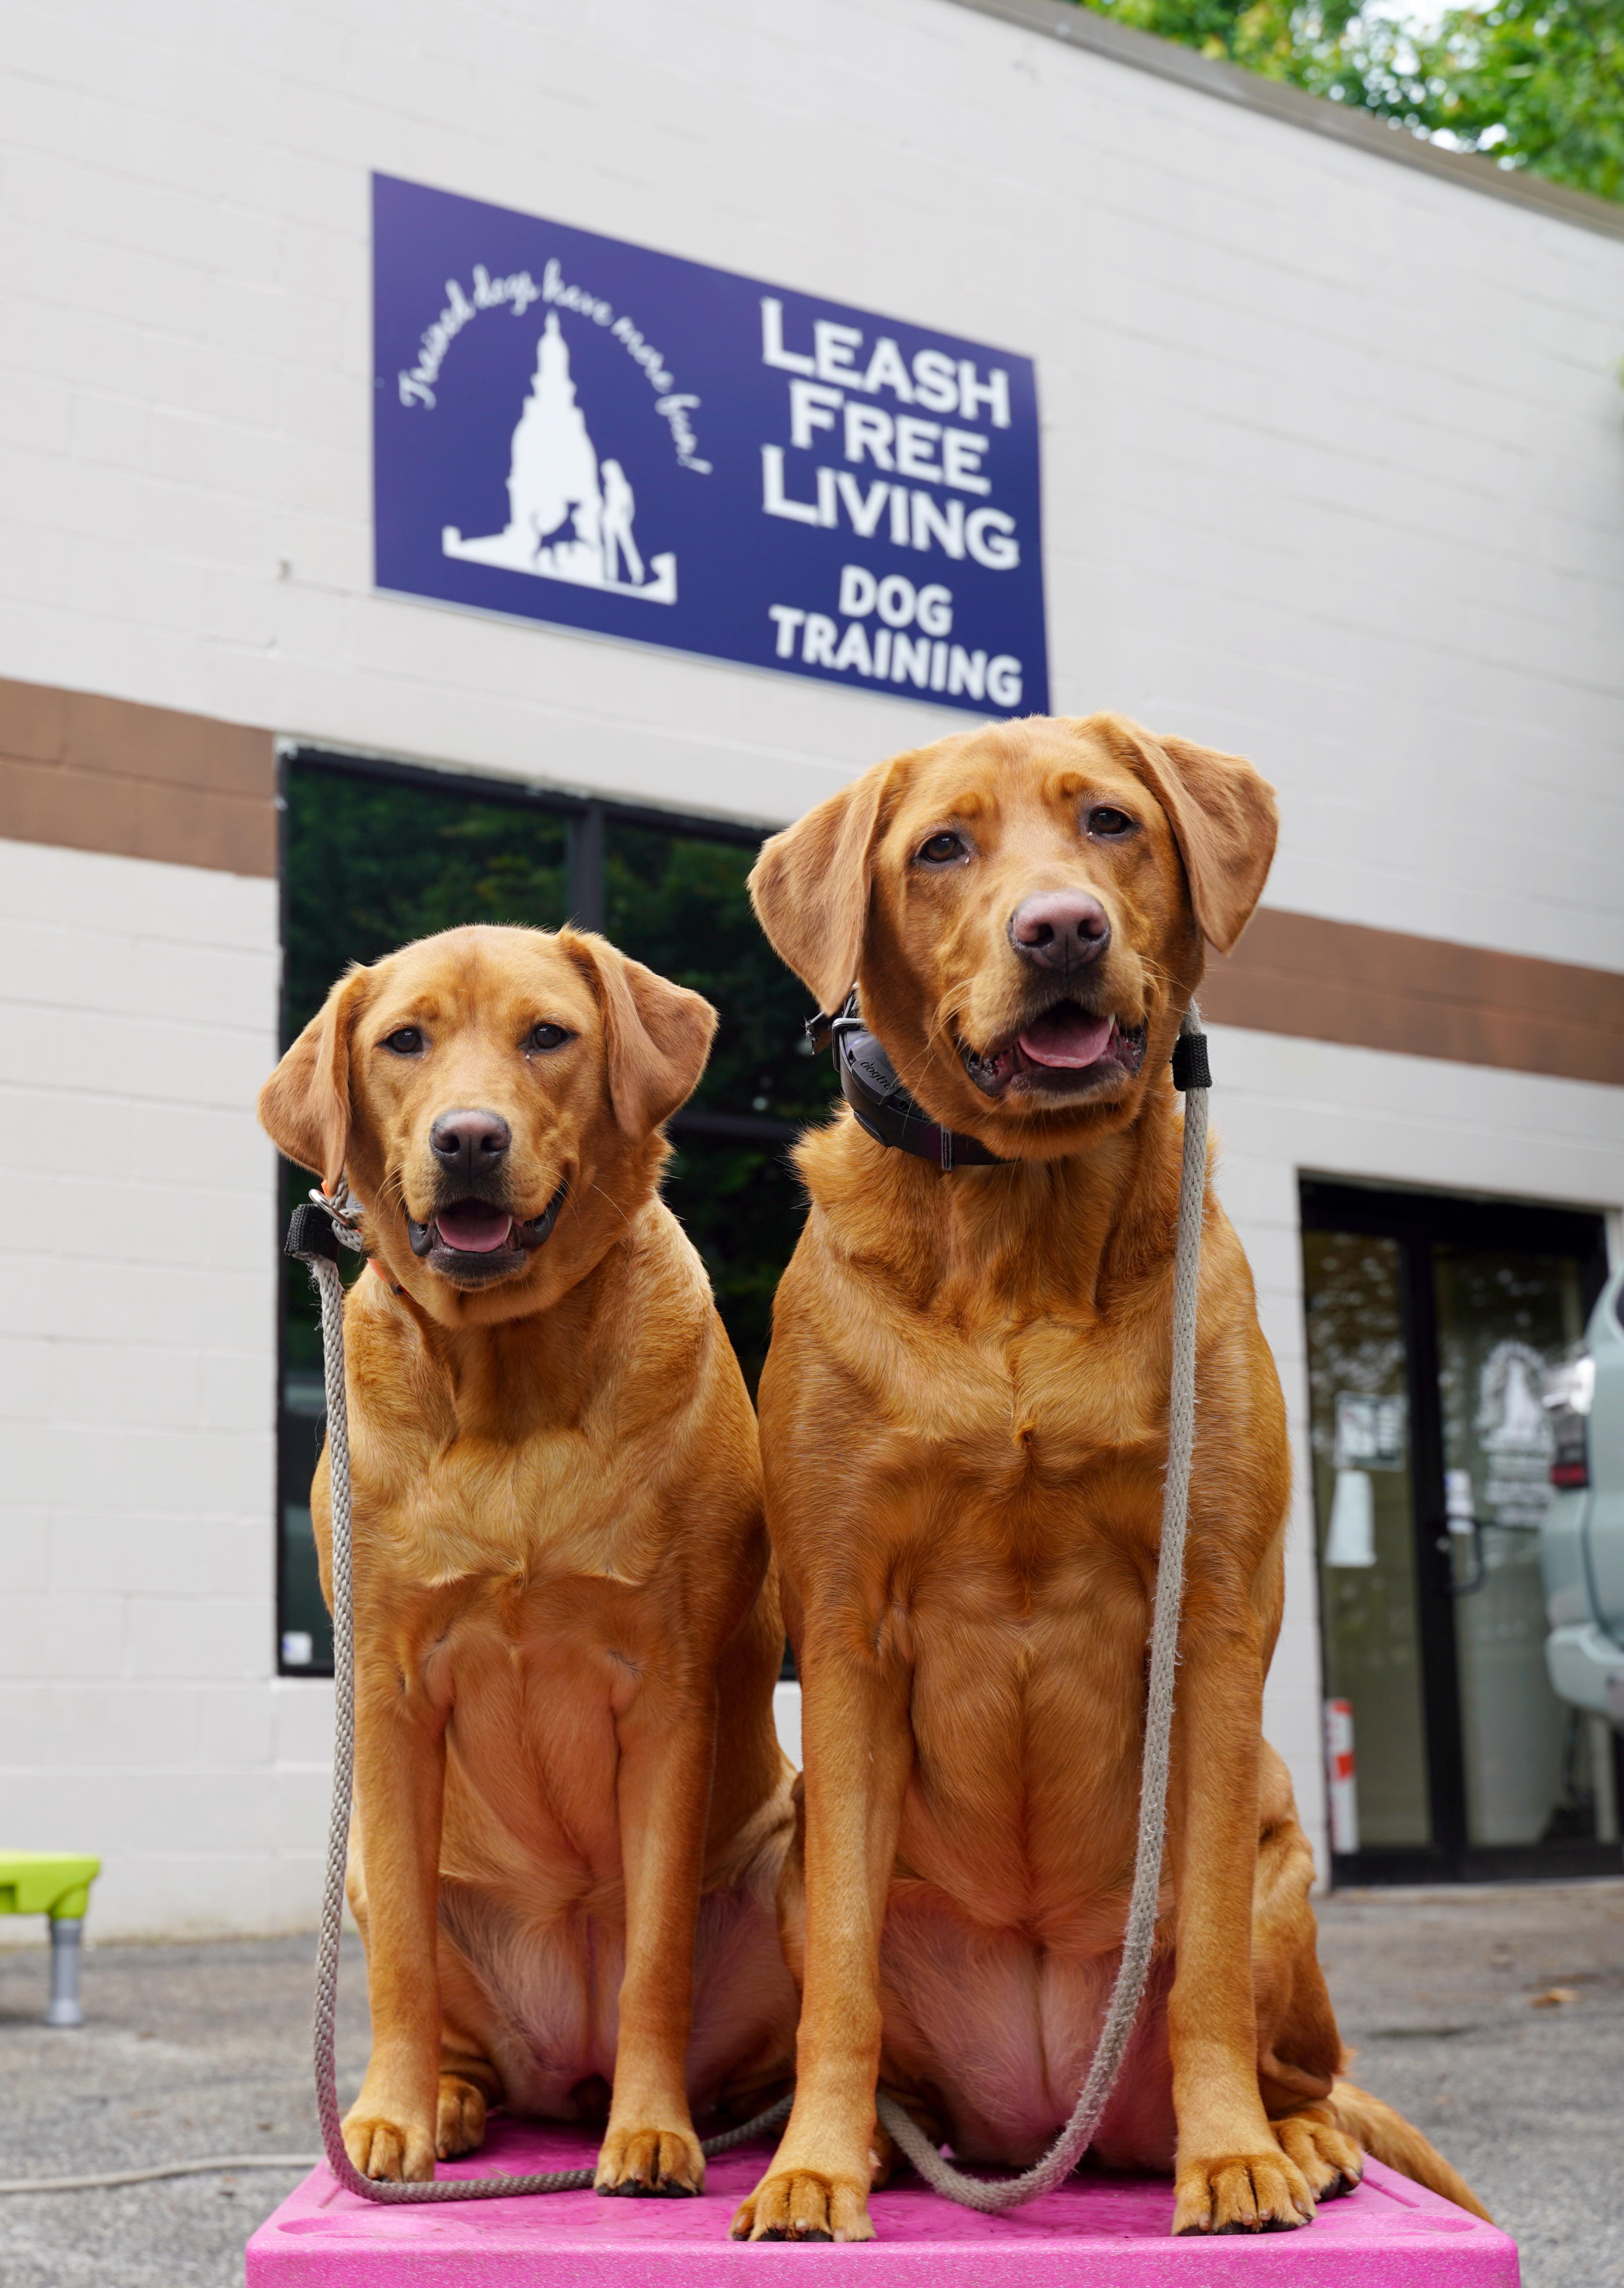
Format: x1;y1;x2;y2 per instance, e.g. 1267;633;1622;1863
1103;718;1278;954
565;931;717;1136
749;758;892;1012
257;967;371;1188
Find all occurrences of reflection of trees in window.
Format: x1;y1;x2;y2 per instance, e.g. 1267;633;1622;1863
604;823;829;1125
1303;1227;1434;1849
1303;1233;1408;1466
1303;1231;1426;1779
605;822;829;1387
283;771;570;1040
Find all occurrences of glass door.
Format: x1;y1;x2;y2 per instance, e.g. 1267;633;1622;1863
1301;1181;1619;1884
1436;1244;1594;1849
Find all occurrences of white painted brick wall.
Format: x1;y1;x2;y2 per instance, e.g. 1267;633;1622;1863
0;0;1621;1929
0;838;284;1939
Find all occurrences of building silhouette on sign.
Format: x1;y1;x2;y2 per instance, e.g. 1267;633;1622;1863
444;313;676;602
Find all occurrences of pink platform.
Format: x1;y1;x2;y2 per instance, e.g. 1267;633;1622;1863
245;2123;1518;2285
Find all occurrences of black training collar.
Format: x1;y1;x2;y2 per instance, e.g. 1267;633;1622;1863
809;995;1003;1172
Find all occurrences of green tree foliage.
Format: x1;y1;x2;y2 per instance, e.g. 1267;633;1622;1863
1072;0;1358;79
1072;0;1624;205
1356;0;1624;202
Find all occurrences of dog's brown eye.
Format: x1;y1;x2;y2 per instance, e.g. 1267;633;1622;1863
382;1027;424;1056
918;831;969;867
526;1023;571;1053
1088;807;1135;838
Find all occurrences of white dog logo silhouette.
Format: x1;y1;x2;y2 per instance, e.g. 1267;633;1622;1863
443;313;677;603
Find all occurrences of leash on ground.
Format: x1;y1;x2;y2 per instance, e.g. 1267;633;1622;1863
0;2156;322;2196
286;1005;1209;2210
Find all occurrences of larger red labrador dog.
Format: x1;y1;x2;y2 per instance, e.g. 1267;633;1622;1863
730;714;1485;2241
260;924;797;2193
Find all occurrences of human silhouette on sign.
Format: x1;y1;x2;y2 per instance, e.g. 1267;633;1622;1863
600;460;644;587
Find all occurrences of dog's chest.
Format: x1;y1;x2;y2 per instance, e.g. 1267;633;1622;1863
356;1414;692;1816
369;1405;653;1588
895;1563;1151;1936
895;1304;1167;1504
852;1311;1166;1921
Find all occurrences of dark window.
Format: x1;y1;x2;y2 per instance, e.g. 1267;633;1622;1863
605;818;830;1387
274;752;822;1676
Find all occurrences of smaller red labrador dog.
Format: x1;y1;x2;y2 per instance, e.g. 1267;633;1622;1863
259;924;796;2192
732;715;1485;2241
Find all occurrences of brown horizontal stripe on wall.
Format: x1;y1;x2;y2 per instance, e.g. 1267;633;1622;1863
1206;907;1624;1088
0;677;1617;1086
0;678;275;876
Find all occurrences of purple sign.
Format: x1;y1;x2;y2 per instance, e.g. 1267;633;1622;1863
373;175;1048;715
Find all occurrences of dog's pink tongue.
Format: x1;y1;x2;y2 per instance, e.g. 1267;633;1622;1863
435;1202;514;1253
1018;1007;1115;1070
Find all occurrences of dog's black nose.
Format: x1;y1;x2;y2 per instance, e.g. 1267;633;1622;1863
429;1108;511;1178
1008;892;1110;971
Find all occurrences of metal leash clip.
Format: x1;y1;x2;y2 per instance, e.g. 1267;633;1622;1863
308;1181;369;1252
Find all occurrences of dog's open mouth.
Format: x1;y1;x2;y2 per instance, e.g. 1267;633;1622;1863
406;1187;566;1283
962;1003;1149;1099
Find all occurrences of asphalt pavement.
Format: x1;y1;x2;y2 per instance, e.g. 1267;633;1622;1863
0;1932;369;2288
0;1882;1620;2287
1316;1880;1624;2288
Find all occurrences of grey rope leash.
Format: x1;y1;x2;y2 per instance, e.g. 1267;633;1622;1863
0;2157;321;2196
874;1003;1210;2211
285;1205;792;2205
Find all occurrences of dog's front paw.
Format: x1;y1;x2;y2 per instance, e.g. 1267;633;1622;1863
436;2073;487;2160
342;2106;436;2182
1273;2108;1363;2202
730;2167;875;2242
1174;2145;1316;2235
595;2121;705;2198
